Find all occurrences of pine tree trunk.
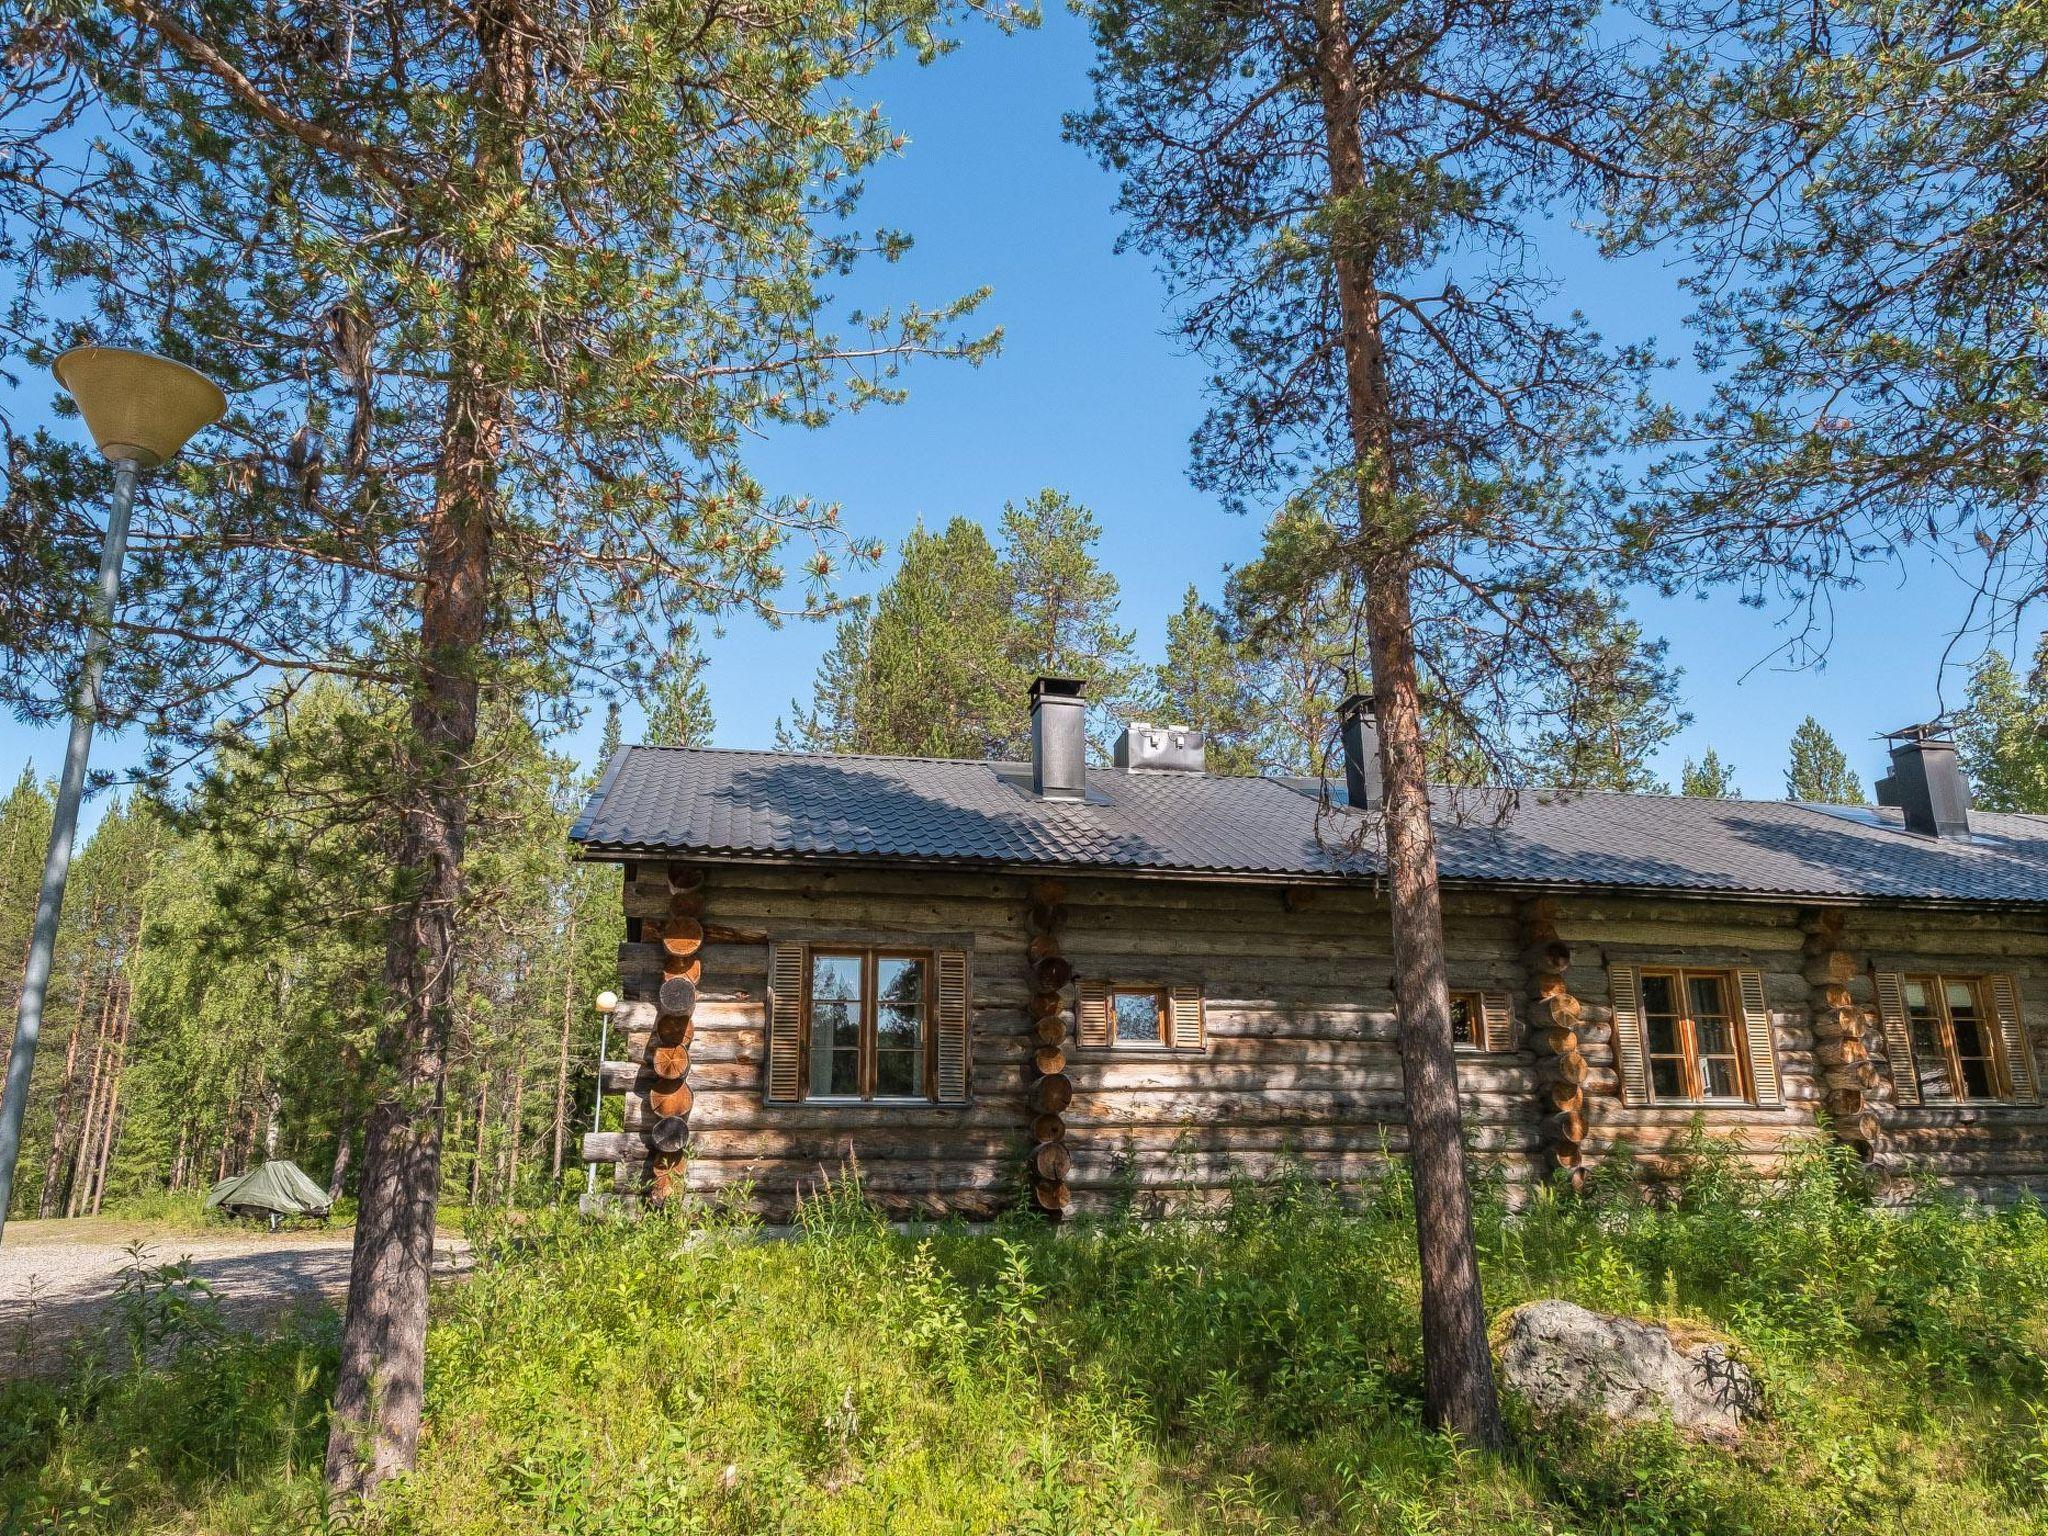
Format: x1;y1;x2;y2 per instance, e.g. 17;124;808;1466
171;1123;188;1192
326;249;511;1503
1309;0;1503;1448
328;1098;354;1202
38;1020;83;1218
550;908;577;1181
63;982;114;1219
88;997;129;1214
469;1072;490;1206
505;1045;526;1211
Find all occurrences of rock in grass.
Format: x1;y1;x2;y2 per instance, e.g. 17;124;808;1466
1495;1299;1759;1445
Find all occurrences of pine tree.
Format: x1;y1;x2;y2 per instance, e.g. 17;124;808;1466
0;768;54;1036
1000;490;1138;725
1784;717;1866;805
641;623;717;748
1957;638;2048;813
1526;619;1687;794
1682;748;1738;799
0;0;1013;1492
1068;0;1660;1445
596;702;624;771
1137;587;1264;776
1620;1;2048;639
781;497;1135;758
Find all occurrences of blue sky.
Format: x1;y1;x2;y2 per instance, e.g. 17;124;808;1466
1;7;2028;824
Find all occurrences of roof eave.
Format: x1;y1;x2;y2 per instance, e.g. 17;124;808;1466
569;841;2048;912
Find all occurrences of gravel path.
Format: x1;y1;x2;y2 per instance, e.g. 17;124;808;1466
0;1219;472;1374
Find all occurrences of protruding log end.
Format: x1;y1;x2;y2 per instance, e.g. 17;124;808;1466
1029;1073;1073;1115
649;1115;689;1154
658;975;699;1016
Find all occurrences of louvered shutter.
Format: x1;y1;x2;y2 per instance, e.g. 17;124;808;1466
1609;965;1649;1106
1734;968;1783;1107
1168;984;1206;1051
1987;973;2040;1105
935;949;971;1103
767;941;806;1104
1480;991;1514;1054
1872;970;1920;1107
1077;978;1110;1048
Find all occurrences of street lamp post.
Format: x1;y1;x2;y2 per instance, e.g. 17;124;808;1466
0;347;225;1244
585;990;619;1199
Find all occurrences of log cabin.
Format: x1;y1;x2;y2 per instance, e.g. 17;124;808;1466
572;678;2048;1217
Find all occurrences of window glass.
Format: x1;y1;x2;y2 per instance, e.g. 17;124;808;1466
874;956;925;1097
1945;981;1998;1098
1113;989;1164;1044
1905;975;1959;1100
809;953;864;1099
1449;994;1475;1047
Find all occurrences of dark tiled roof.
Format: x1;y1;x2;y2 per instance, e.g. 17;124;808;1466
571;745;2048;905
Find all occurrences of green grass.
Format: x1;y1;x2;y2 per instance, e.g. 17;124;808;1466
7;1137;2048;1533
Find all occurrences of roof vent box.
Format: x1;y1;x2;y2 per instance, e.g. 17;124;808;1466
1114;722;1206;773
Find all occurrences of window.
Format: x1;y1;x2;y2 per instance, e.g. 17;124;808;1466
1903;974;2004;1101
1077;980;1206;1050
1638;968;1746;1102
804;949;931;1101
1449;991;1484;1050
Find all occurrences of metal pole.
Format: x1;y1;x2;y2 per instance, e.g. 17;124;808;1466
0;458;141;1244
585;1005;611;1197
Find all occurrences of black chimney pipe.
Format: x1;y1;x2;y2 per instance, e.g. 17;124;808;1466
1874;723;1972;839
1030;677;1088;801
1338;693;1382;810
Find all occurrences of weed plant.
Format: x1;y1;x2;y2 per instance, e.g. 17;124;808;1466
5;1137;2046;1533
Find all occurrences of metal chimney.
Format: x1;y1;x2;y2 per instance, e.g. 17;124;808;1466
1030;677;1088;801
1338;693;1383;810
1875;723;1972;839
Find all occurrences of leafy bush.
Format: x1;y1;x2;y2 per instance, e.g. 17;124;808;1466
7;1149;2047;1533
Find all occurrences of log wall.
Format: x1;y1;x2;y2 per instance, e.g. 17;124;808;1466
583;857;2048;1214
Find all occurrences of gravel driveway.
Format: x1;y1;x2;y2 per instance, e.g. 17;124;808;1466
0;1219;472;1374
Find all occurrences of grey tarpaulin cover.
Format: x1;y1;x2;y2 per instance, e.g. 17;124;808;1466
203;1159;333;1219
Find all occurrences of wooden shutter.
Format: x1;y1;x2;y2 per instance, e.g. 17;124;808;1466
766;941;806;1104
935;950;971;1104
1872;969;1920;1107
1987;973;2040;1105
1077;978;1110;1048
1479;991;1514;1054
1735;968;1783;1108
1609;964;1649;1106
1168;984;1205;1051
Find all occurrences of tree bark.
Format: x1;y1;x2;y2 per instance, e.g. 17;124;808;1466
328;1097;354;1202
1310;0;1503;1448
469;1071;489;1206
63;979;115;1219
550;907;577;1181
38;1014;83;1218
505;1041;527;1210
87;994;129;1214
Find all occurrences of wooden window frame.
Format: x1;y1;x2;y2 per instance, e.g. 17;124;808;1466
1637;966;1750;1105
800;947;936;1103
1902;972;2009;1103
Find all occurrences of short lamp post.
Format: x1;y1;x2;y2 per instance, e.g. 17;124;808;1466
585;990;620;1198
0;347;226;1245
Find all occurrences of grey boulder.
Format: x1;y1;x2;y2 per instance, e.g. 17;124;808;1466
1496;1299;1759;1444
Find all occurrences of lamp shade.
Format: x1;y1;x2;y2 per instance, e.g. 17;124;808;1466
595;990;619;1014
52;345;226;468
